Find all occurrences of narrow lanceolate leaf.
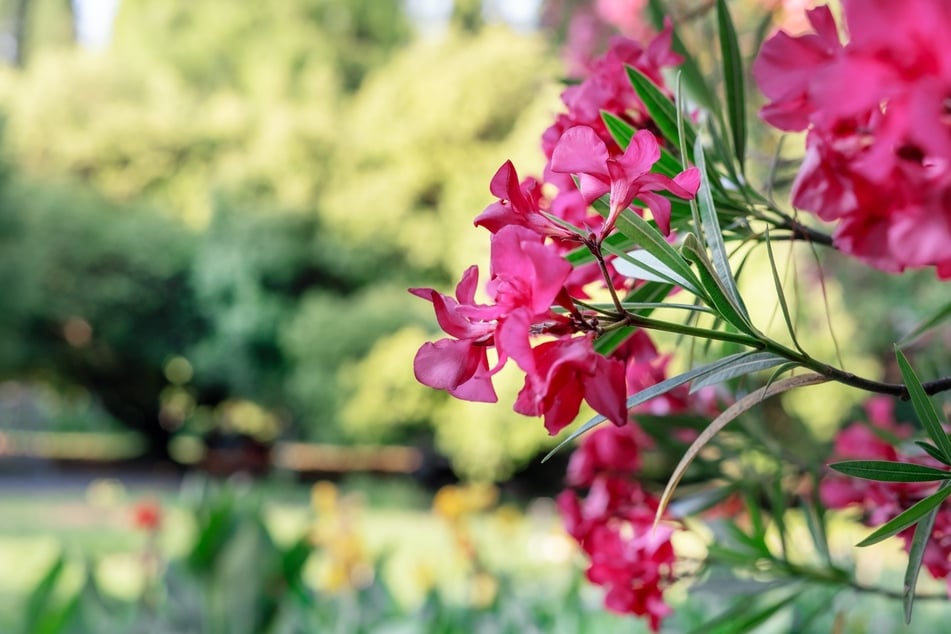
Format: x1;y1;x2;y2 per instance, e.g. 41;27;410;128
900;298;951;345
904;481;951;623
765;229;805;353
542;352;755;462
693;135;750;319
646;0;718;110
915;440;951;466
656;373;829;525
829;460;951;483
608;246;702;293
681;234;755;334
717;0;746;167
857;484;951;547
896;347;951;463
676;74;702;231
613;211;704;296
689;351;786;393
627;66;697;152
657;147;685;178
602;110;634;149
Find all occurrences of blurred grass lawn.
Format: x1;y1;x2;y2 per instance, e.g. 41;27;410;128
1;476;950;633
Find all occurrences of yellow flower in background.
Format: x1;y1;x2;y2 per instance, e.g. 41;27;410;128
432;483;498;522
309;480;372;594
311;481;339;516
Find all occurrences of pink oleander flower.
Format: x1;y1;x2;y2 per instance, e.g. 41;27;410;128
514;334;627;435
558;424;677;632
410;266;501;403
550;125;700;238
754;0;951;277
541;26;683;237
596;0;652;43
821;396;951;593
565;423;649;488
474;160;577;240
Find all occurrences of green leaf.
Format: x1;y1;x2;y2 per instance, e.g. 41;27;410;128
542;351;755;462
25;555;65;633
857;484;951;547
693;135;750;319
681;234;755;334
692;587;801;634
627;65;696;151
829;460;951;483
900;298;951;345
646;0;718;110
765;229;805;353
896;347;951;462
716;0;746;167
657;147;686;177
803;488;832;566
904;481;951;623
593;326;634;356
613;211;703;296
658;373;828;522
689;351;786;393
676;73;703;231
607;245;703;294
915;440;951;466
601;110;634;149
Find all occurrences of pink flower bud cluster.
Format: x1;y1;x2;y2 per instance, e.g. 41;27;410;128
820;397;951;593
754;1;951;277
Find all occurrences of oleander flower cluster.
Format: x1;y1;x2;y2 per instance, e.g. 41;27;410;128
754;0;951;277
558;422;675;632
412;29;699;437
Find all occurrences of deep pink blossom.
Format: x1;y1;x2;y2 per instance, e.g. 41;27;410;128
566;423;651;488
752;6;842;131
514;334;627;435
754;0;951;277
558;426;677;632
550;125;700;237
474;161;577;240
410;266;501;403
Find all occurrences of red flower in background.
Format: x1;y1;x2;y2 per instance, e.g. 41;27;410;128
132;500;162;532
558;423;676;632
822;397;951;593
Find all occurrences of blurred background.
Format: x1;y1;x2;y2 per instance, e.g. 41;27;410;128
0;1;632;631
0;0;949;632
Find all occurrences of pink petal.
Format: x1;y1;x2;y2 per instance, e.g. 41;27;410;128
551;126;611;177
413;339;481;391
